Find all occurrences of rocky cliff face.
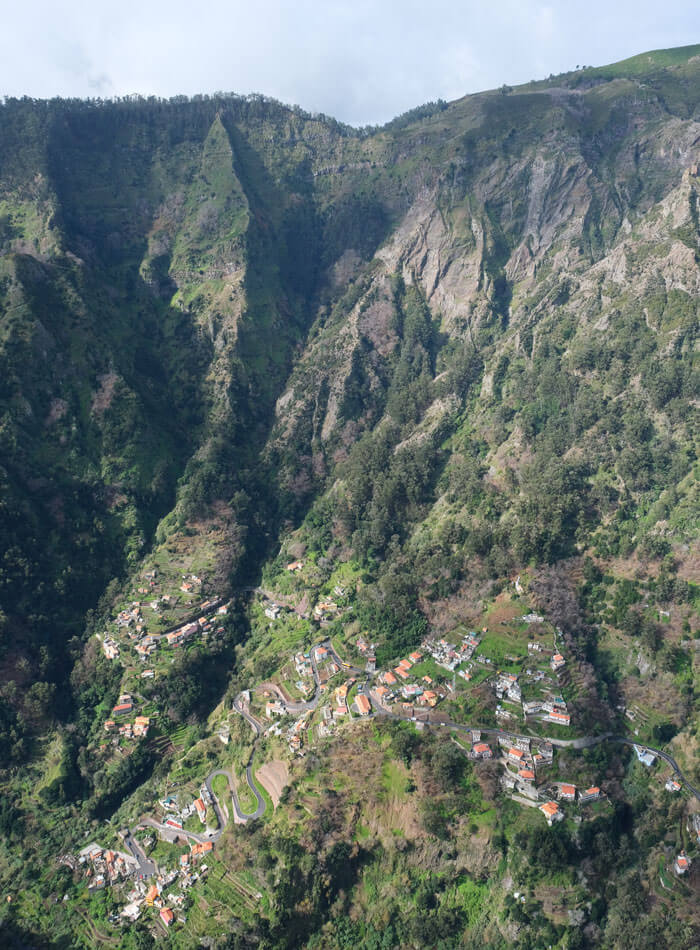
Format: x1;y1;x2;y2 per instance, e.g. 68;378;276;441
0;47;698;735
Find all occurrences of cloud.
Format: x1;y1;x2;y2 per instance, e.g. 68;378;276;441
1;1;699;124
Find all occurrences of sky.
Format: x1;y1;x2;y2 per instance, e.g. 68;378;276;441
2;1;699;126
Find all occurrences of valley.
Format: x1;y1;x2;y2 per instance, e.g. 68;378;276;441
0;41;698;949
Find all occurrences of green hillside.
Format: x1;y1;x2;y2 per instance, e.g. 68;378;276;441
0;43;698;950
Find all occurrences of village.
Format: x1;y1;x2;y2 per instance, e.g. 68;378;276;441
72;559;697;935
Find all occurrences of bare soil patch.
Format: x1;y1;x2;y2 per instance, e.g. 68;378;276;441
255;760;289;808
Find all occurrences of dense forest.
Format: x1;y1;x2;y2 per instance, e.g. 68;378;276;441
0;43;698;948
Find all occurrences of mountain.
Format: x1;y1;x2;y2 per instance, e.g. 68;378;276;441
0;45;698;949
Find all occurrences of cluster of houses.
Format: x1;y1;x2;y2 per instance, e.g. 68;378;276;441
158;784;214;828
372;651;444;712
102;694;151;742
76;843;137;892
180;574;202;596
119;840;213;927
356;637;377;673
316;680;372;738
293;652;315;698
104;593;228;669
421;631;482;673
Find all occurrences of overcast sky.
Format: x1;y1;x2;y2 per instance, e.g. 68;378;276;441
2;1;699;126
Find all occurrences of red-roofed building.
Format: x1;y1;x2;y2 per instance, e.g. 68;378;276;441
539;801;563;825
394;667;409;680
355;695;371;716
194;797;207;823
579;786;600;803
545;710;571;726
507;748;524;764
160;907;174;927
560;784;576;801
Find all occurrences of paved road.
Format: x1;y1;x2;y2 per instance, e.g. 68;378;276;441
373;709;700;803
123;830;157;879
228;696;267;820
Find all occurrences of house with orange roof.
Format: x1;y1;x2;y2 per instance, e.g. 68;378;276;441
374;685;392;704
160;907;174;927
194;798;207;823
286;561;303;572
518;769;536;782
381;671;397;686
551;654;565;670
674;851;691;875
471;743;492;759
112;702;133;717
559;784;576;801
578;786;600;803
409;652;422;663
539;801;563;825
133;716;150;737
354;695;371;716
191;841;213;858
398;659;412;670
394;667;409;680
145;884;159;905
544;710;570;726
507;748;524;764
422;675;433;684
419;690;438;707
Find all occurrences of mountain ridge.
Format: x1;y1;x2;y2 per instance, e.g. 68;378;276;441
0;42;698;949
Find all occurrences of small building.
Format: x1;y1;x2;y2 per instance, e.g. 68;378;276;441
518;769;536;782
112;702;133;717
194;798;207;824
354;695;371;716
266;701;286;719
133;716;150;737
634;745;657;767
394;666;409;680
578;786;600;803
665;778;682;793
472;743;492;759
286;561;303;572
419;690;438;707
160;907;174;927
382;671;397;686
145;884;160;905
507;748;525;764
559;784;576;801
674;852;691;875
191;841;213;860
539;801;563;825
551;654;565;671
545;711;570;726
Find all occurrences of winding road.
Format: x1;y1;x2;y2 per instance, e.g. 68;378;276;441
123;633;699;881
372;709;700;802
